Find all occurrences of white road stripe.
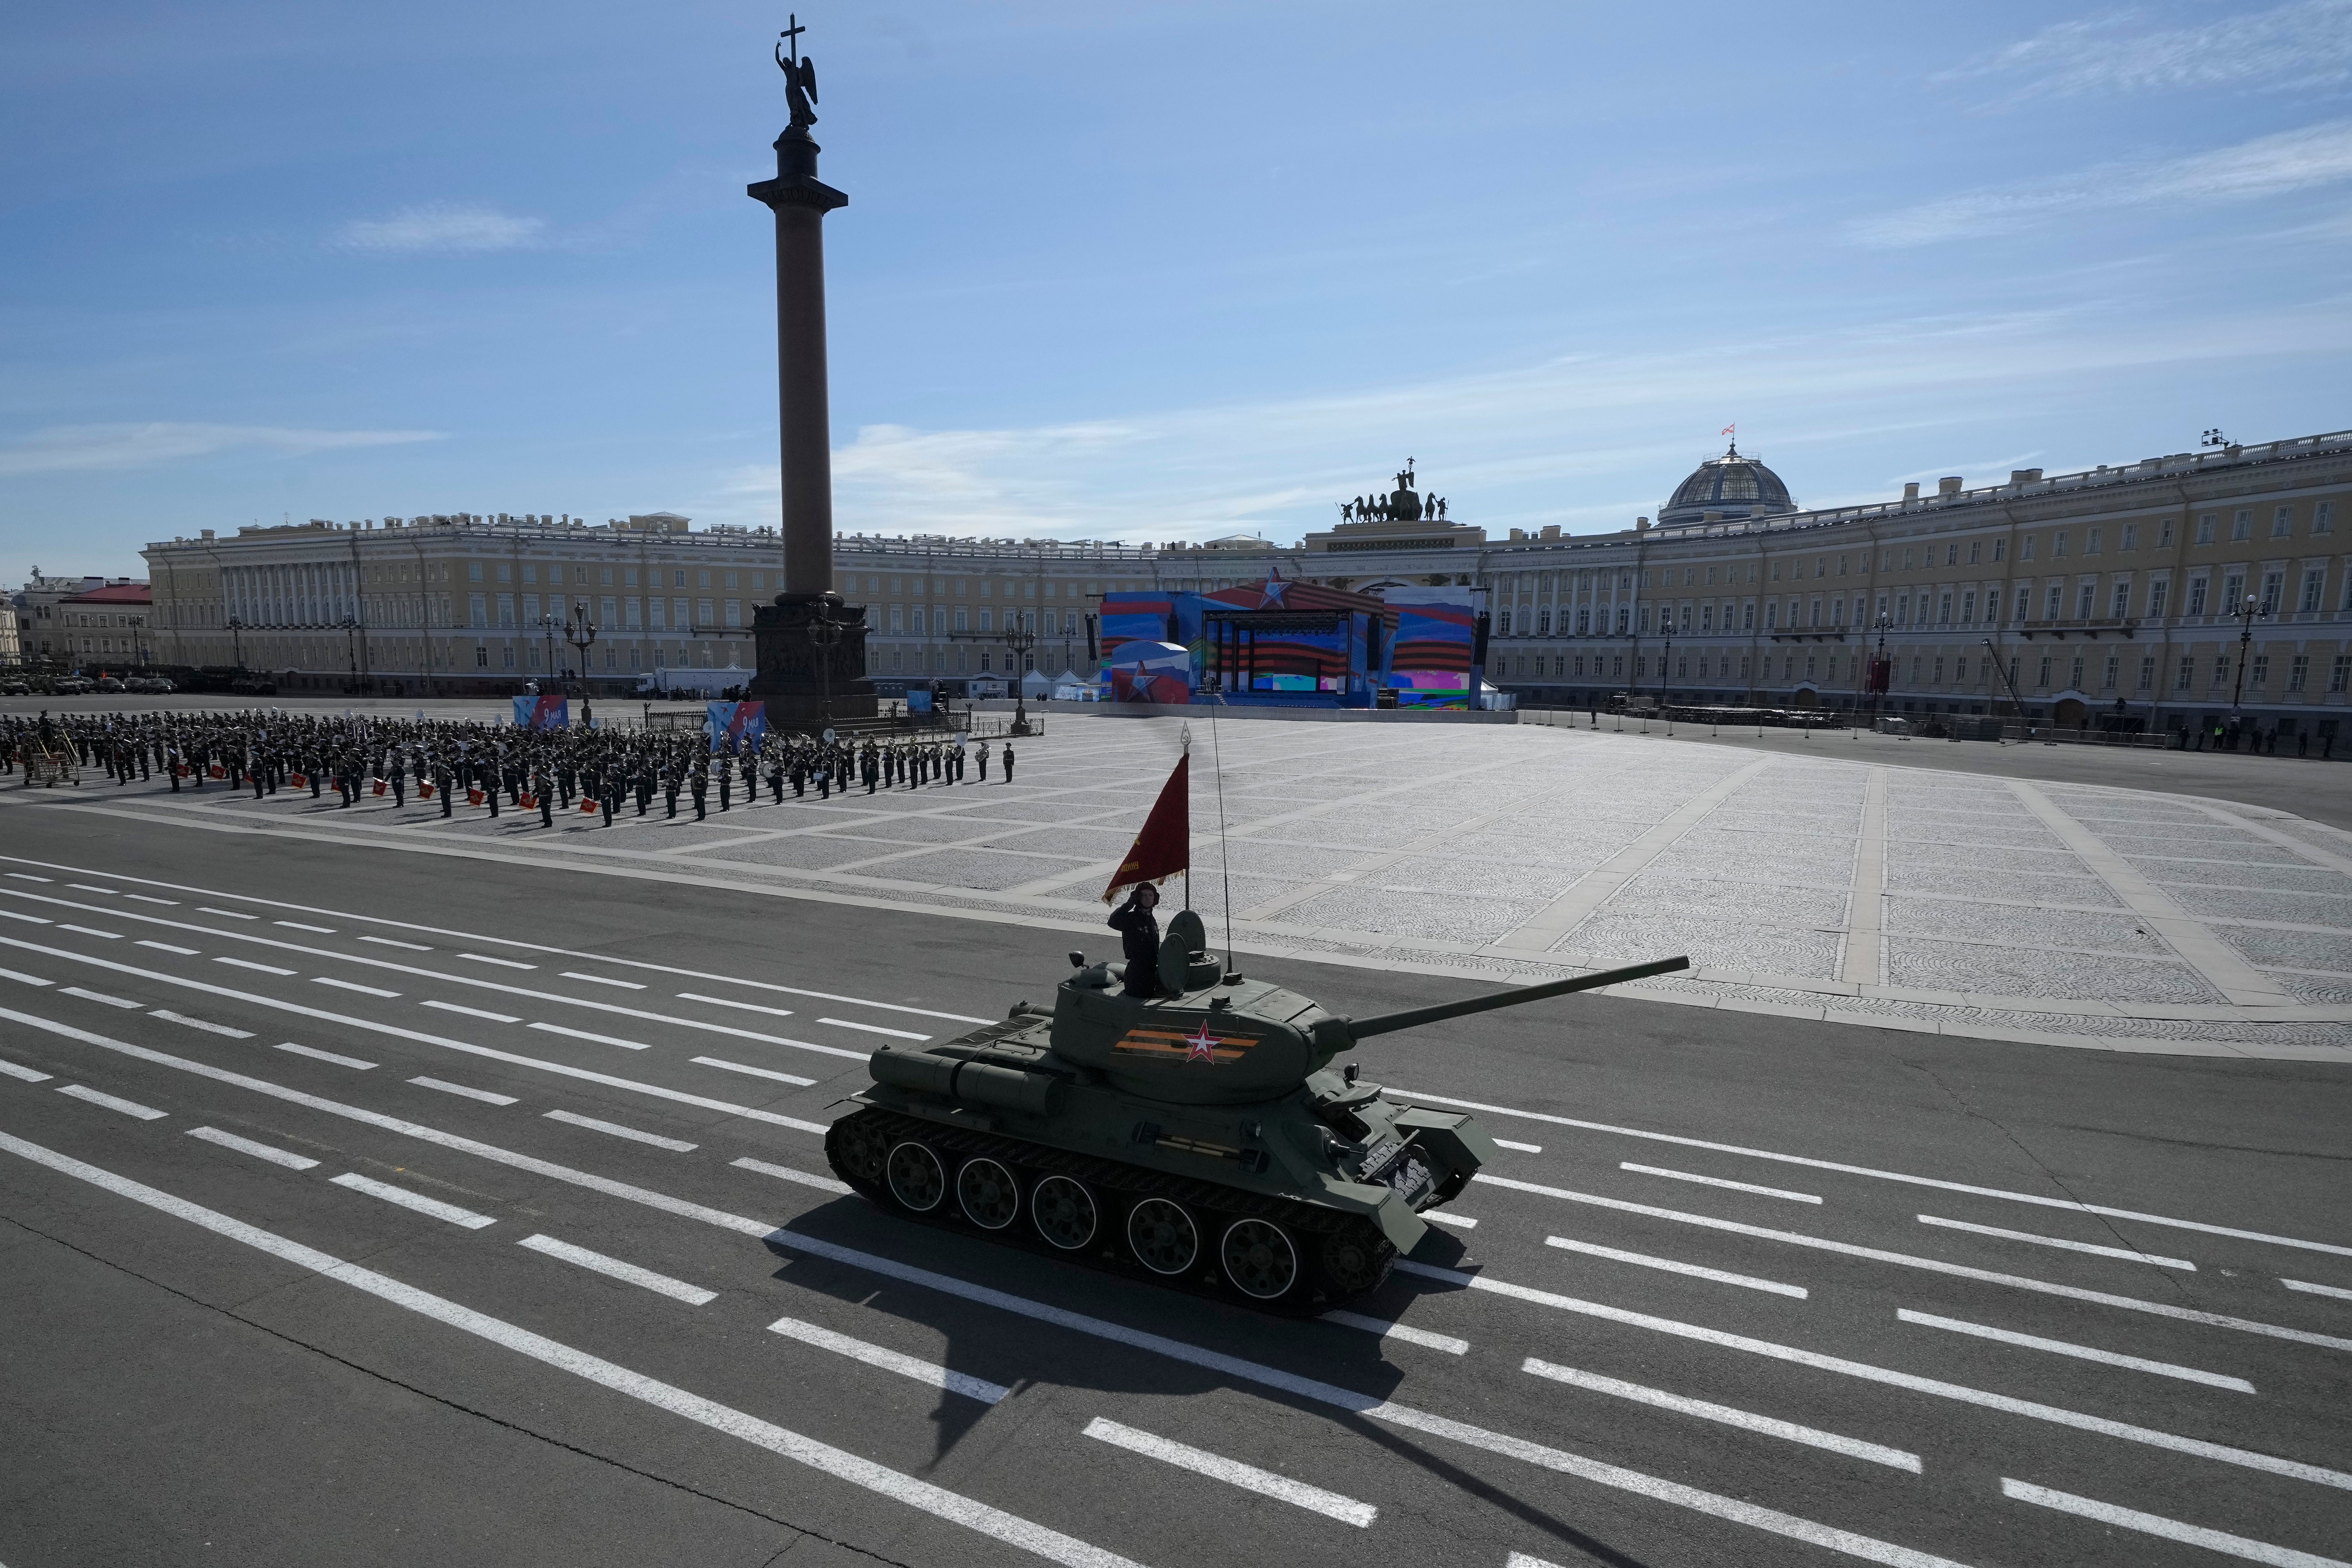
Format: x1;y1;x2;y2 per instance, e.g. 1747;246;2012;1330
5;873;52;881
0;1132;1140;1568
1508;1556;1565;1568
3;898;870;1061
818;1016;929;1041
562;972;644;990
1916;1213;2193;1271
152;1011;255;1034
409;1076;518;1106
5;858;990;1021
1494;1139;1544;1154
544;1108;696;1151
0;909;52;923
458;952;535;969
276;1041;375;1070
152;1010;253;1038
2284;1278;2352;1302
314;976;399;998
276;921;335;933
0;1059;53;1082
0;1008;1997;1568
2000;1478;2348;1567
59;924;122;939
768;1314;1008;1403
1320;1310;1469;1355
518;1233;715;1304
1623;1161;1821;1204
331;1171;497;1227
422;999;522;1023
124;894;177;906
216;956;295;975
1523;1359;1920;1472
529;1021;651;1052
63;986;138;1008
197;907;257;919
359;935;431;950
1393;1258;2352;1492
1548;1235;1808;1298
691;1055;817;1086
1082;1418;1375;1527
136;941;199;956
68;884;119;895
1898;1309;2256;1392
187;1126;319;1170
1475;1174;2352;1354
679;991;795;1018
0;966;53;986
0;953;835;1134
731;1156;853;1195
1399;1087;2352;1259
1424;1211;1477;1229
58;1084;166;1120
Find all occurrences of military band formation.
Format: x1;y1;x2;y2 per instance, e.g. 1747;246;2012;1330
3;709;1018;827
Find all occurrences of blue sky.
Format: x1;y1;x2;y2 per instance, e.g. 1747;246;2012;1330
5;0;2351;583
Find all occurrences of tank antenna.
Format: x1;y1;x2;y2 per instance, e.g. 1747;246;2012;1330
1209;695;1236;977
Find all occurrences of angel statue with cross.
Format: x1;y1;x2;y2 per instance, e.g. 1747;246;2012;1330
776;14;820;129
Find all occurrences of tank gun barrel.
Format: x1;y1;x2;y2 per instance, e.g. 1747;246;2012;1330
1336;955;1691;1043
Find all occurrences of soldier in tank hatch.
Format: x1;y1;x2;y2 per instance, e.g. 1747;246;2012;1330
1105;882;1163;998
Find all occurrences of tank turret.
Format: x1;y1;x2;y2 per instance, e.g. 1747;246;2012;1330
827;907;1689;1313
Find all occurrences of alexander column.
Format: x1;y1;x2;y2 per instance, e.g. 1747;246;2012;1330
748;15;876;723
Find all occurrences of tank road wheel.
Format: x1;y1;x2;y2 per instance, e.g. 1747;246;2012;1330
828;1114;889;1187
956;1157;1021;1231
1125;1197;1200;1276
1319;1226;1396;1298
885;1141;947;1213
1220;1217;1299;1301
1031;1174;1100;1251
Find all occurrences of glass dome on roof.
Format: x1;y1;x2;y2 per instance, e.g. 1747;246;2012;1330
1658;444;1795;525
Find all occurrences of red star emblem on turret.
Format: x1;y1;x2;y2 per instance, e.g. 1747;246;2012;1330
1182;1024;1222;1063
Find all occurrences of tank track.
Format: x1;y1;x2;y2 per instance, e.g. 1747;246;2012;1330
826;1105;1396;1314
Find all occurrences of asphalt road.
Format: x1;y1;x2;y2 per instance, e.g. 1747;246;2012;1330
1;801;2348;1568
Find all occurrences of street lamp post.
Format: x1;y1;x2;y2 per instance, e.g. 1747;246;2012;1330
563;603;599;699
1004;622;1038;735
1657;612;1676;715
807;598;845;724
339;615;359;691
2228;591;2262;747
1872;612;1891;723
226;616;247;672
538;613;559;689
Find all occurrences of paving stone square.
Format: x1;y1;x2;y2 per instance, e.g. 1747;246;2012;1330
112;711;2352;1059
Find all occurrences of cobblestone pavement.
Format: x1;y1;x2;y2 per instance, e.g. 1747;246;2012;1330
19;714;2352;1062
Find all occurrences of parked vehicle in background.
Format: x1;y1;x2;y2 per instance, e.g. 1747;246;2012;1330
52;676;94;694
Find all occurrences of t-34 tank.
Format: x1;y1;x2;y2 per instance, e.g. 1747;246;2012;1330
825;911;1690;1312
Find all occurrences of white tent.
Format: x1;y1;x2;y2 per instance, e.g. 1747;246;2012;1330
1019;667;1054;699
1050;668;1095;701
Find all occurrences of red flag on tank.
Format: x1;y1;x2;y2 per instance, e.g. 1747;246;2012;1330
1101;753;1188;904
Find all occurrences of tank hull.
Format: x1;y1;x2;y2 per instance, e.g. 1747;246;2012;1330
827;1055;1495;1312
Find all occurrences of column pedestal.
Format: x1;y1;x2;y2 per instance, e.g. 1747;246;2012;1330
750;591;876;726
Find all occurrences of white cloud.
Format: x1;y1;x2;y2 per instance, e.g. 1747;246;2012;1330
1847;119;2352;246
0;422;442;476
1944;0;2352;101
332;203;544;254
680;294;2352;546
